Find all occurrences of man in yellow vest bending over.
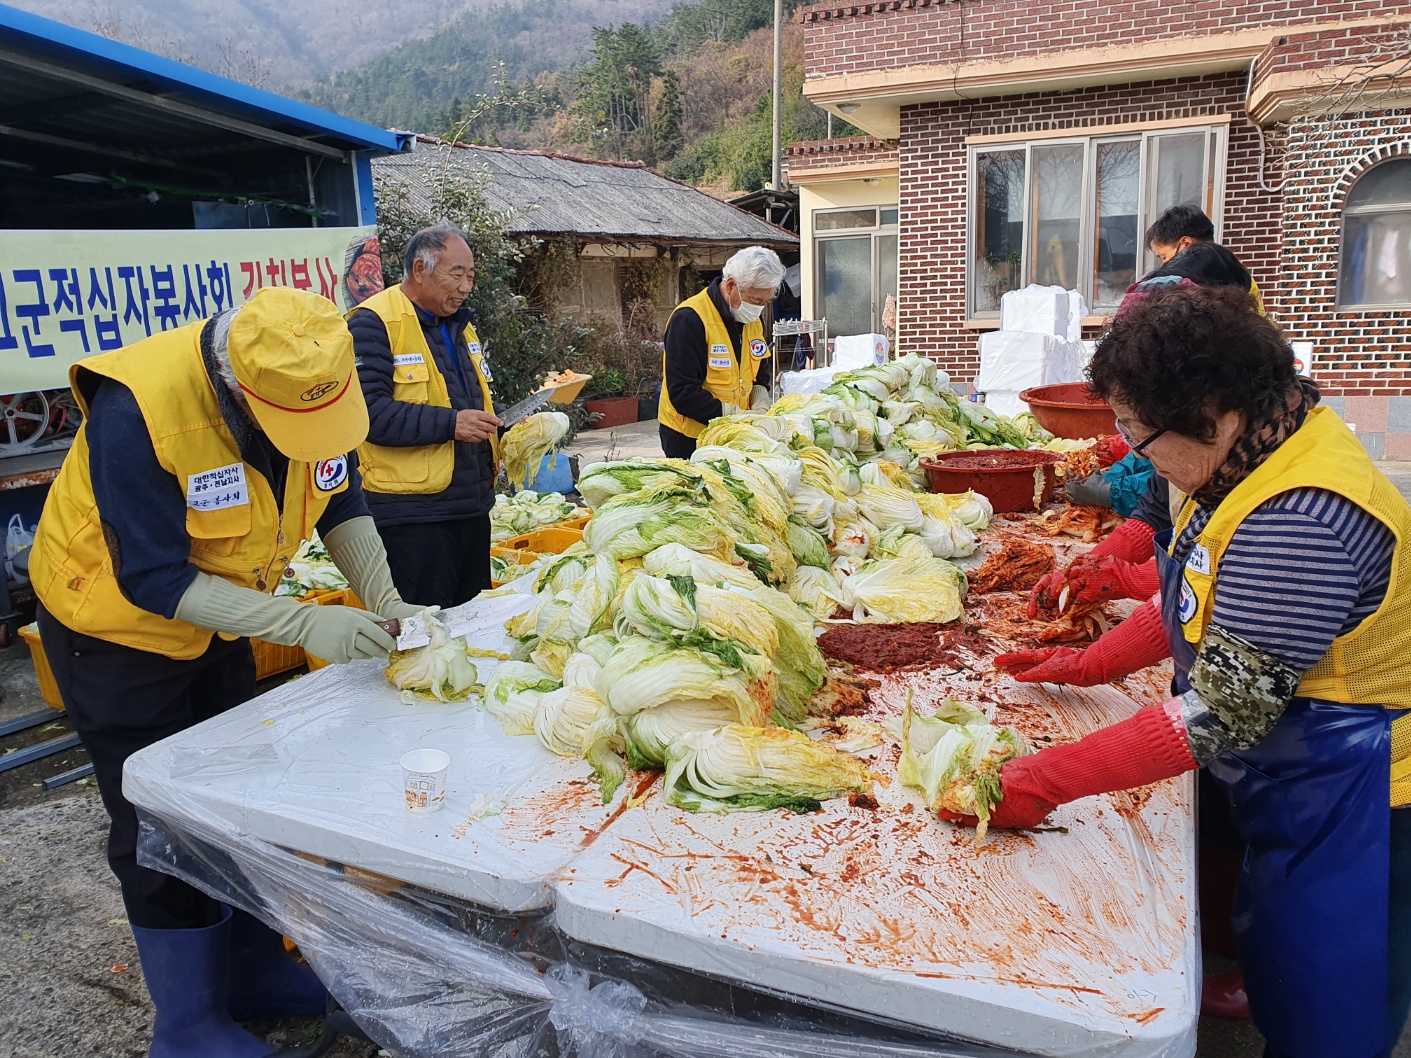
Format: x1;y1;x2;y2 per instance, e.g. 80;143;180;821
29;286;423;1058
349;222;502;609
658;245;786;458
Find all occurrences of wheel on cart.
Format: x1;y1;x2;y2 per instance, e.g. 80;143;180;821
0;390;51;454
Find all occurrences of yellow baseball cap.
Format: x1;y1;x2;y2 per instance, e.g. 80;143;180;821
228;287;369;463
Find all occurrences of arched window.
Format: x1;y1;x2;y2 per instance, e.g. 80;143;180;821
1339;159;1411;308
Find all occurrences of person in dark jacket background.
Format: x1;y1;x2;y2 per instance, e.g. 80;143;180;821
349;223;502;609
657;246;785;458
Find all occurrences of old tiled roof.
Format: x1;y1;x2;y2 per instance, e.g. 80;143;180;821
374;136;797;245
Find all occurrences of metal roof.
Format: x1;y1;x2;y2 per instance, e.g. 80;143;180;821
0;3;408;168
375;141;798;246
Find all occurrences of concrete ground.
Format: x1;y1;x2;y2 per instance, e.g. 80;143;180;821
562;416;664;466
3;439;1410;1057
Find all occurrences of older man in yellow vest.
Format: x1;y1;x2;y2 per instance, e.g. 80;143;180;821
658;246;786;458
349;222;502;609
30;286;422;1057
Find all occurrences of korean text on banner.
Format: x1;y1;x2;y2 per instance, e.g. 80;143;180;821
0;227;383;396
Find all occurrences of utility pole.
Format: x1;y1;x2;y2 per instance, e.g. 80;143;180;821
771;0;783;190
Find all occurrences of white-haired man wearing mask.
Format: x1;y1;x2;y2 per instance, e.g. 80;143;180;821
658;246;785;458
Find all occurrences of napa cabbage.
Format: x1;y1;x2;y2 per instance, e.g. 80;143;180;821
662;724;874;813
899;699;1029;842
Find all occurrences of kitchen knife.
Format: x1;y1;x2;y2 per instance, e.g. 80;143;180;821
496;387;553;428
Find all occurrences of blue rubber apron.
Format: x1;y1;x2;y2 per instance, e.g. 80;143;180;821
1155;529;1394;1057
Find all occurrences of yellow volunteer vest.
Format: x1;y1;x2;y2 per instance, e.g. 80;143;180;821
350;286;498;494
1171;406;1411;804
658;288;768;439
30;322;348;659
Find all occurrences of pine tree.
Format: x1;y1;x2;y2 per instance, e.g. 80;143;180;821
654;70;684;162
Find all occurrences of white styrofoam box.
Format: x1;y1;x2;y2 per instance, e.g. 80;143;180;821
1000;284;1070;337
975;331;1083;395
780;366;843;395
1066;289;1089;341
1080;339;1098;373
981;390;1028;418
832;333;889;370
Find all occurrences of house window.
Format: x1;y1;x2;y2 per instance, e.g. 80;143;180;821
1339;160;1411;309
814;206;899;337
969;125;1226;316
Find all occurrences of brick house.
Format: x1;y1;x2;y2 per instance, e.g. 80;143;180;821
789;2;1411;457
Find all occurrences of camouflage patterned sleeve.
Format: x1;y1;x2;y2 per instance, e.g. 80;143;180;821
1180;623;1304;762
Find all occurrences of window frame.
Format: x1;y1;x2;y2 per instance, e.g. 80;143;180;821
1337;159;1411;311
966;123;1228;319
813;205;900;335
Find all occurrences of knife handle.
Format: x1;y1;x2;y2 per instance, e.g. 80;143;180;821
378;619;401;639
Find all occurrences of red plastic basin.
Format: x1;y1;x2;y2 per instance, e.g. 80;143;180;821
921;450;1063;513
1019;383;1115;440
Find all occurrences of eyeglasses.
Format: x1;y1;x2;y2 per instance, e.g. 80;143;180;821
1114;418;1168;457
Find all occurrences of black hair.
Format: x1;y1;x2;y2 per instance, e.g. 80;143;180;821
1139;241;1250;291
1089;285;1295;441
1144;204;1215;248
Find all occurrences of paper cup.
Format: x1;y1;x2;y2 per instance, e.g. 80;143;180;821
400;749;450;814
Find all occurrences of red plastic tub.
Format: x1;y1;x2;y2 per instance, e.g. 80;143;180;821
1018;383;1115;439
921;450;1063;513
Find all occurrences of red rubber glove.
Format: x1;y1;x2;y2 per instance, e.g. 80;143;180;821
1064;555;1160;606
995;596;1169;685
1029;517;1158;617
1092;514;1157;563
1101;434;1132;465
941;698;1198;831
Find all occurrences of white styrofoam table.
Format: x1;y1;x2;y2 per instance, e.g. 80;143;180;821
552;667;1197;1058
123;588;1197;1056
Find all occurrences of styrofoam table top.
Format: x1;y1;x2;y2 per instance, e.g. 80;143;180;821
553;668;1197;1057
124;586;1197;1056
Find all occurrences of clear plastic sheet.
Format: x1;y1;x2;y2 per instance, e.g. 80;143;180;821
138;810;1043;1058
125;597;1197;1058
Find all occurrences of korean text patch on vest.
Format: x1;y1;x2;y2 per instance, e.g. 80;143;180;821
1187;543;1211;576
314;456;349;492
708;344;732;370
749;339;769;359
392;352;425;367
187;463;249;512
468;341;483;356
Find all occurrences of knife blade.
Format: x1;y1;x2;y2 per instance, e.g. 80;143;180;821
497;387;553;428
387;593;539;652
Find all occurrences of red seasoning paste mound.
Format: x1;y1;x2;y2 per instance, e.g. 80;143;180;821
818;623;993;673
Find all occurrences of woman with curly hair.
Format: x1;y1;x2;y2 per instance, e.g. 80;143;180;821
953;284;1411;1057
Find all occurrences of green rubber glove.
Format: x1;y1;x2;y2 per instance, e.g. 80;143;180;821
321;516;424;620
174;573;395;663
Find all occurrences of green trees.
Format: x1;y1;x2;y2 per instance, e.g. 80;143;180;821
570;24;663;162
653;69;684;162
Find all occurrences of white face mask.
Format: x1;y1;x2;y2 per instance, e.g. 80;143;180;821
731;299;765;324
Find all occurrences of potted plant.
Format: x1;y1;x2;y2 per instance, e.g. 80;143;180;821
637;379;661;423
581;368;637;429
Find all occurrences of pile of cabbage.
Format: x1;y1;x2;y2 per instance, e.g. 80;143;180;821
483;454;879;809
687;391;996;622
490;491;580;542
758;355;1050;492
273;534;349;597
